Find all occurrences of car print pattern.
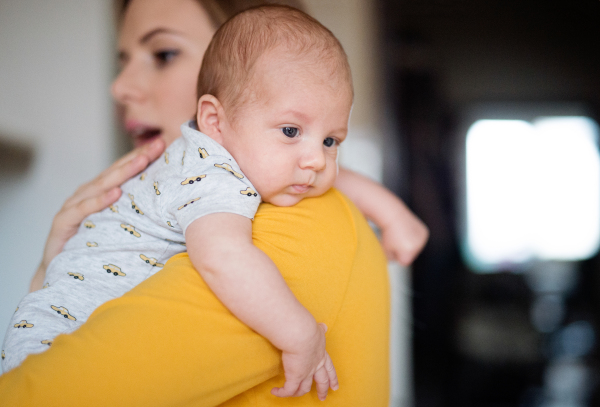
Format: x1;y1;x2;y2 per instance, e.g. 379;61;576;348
214;163;244;179
68;272;84;281
181;175;206;185
104;264;126;277
50;305;76;321
140;254;164;267
240;187;258;197
14;320;34;328
178;197;201;210
120;223;141;237
128;194;144;215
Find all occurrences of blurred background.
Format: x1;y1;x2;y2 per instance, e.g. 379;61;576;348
1;1;600;406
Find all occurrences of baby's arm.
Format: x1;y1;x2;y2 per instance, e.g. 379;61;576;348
335;167;429;265
186;212;338;400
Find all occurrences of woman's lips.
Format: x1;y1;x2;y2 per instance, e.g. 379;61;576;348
125;121;162;147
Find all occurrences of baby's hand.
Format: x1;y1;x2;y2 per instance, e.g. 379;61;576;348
381;212;429;266
271;323;338;401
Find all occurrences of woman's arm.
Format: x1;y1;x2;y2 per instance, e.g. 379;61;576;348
1;189;390;407
335;167;429;265
29;138;165;292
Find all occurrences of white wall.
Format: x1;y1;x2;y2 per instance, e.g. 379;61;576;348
0;1;115;372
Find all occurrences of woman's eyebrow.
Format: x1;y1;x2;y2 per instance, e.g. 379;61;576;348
140;27;181;44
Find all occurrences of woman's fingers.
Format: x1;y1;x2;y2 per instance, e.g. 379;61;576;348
39;138;165;274
43;187;122;265
66;138;165;206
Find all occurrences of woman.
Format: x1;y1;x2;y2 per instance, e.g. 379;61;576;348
1;0;427;405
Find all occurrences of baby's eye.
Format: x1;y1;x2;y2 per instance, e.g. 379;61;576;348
281;127;299;138
323;137;336;147
154;49;180;67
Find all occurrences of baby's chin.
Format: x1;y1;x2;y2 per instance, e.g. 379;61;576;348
262;194;304;208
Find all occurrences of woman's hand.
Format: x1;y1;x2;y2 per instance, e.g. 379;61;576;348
30;138;165;292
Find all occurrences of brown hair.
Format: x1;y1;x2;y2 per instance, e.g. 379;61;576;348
196;4;352;118
117;0;306;28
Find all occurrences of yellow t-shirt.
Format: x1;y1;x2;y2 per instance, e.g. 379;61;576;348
0;189;390;406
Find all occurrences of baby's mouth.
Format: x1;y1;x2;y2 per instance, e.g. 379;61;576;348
291;184;311;194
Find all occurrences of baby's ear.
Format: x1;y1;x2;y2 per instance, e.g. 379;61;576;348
196;94;225;143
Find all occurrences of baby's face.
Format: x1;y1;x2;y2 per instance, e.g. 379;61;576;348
220;52;353;207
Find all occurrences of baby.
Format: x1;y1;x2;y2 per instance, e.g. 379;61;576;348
4;5;351;398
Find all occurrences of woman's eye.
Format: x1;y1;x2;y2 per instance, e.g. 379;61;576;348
154;49;179;66
281;127;299;138
323;137;336;147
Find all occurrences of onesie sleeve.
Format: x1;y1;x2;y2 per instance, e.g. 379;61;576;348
161;123;261;234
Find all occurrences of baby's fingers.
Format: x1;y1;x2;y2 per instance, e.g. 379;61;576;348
314;354;338;401
271;378;301;398
271;376;313;399
313;367;330;401
325;353;338;391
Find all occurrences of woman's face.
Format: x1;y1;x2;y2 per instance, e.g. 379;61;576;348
112;0;216;147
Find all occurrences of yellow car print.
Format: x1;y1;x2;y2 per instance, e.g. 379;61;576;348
198;148;209;159
240;187;258;197
182;150;186;165
14;320;34;328
109;205;118;213
86;242;98;247
215;163;244;179
164;152;169;164
140;172;146;181
51;306;76;321
104;264;126;277
181;175;206;185
128;194;144;215
1;350;5;360
139;254;164;267
43;283;50;289
178;197;201;210
68;272;84;281
120;223;141;237
41;340;52;346
167;221;175;228
153;181;161;195
84;221;95;229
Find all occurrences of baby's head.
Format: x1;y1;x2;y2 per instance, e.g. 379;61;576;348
195;5;353;207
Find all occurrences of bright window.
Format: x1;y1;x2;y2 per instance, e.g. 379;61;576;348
464;117;600;271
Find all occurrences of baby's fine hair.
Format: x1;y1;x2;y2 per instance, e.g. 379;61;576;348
196;4;352;118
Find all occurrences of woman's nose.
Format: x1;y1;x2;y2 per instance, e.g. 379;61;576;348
299;143;326;171
110;61;146;104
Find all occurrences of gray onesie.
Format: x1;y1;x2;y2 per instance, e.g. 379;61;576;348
1;121;261;372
